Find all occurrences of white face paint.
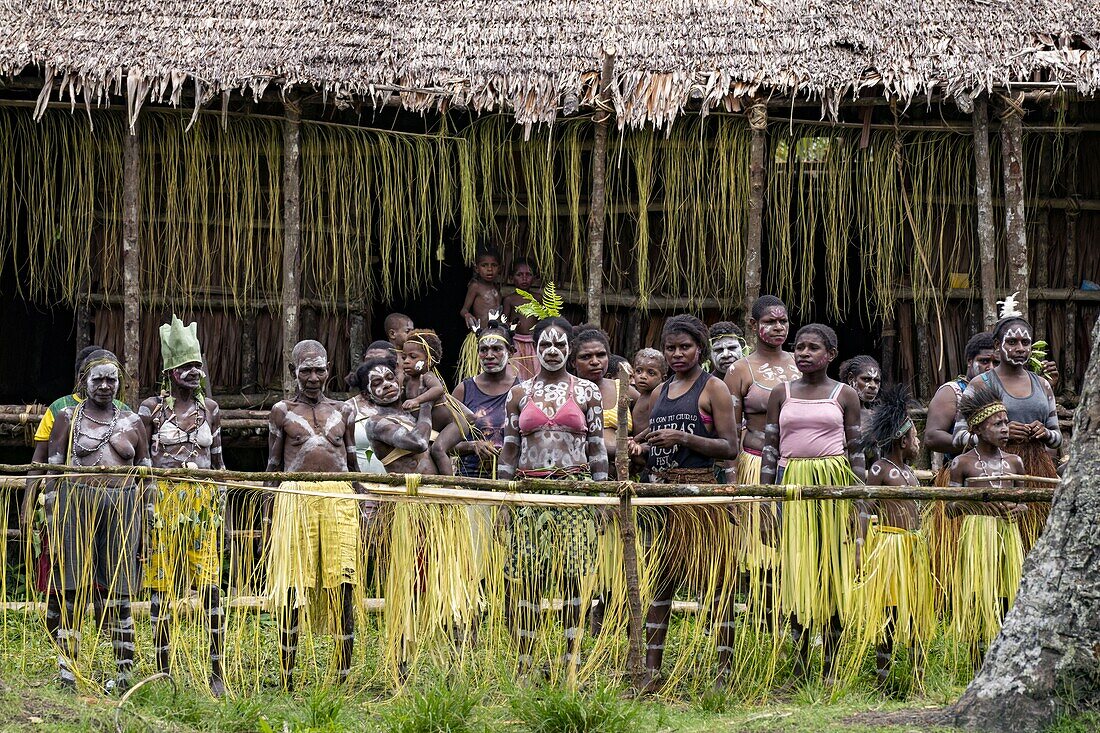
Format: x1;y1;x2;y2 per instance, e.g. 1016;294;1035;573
368;365;400;405
478;336;509;374
1001;326;1032;367
711;337;743;372
415;360;425;372
536;326;569;372
86;364;120;402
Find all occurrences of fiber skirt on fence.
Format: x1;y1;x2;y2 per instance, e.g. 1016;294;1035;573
778;456;857;628
950;514;1024;647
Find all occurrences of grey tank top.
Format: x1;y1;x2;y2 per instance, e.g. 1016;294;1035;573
980;370;1050;425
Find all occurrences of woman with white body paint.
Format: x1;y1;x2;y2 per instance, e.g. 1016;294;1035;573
138;316;227;696
952;304;1062;551
42;349;151;693
498;316;609;680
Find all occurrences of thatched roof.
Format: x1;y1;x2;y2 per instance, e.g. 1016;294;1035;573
3;1;1099;126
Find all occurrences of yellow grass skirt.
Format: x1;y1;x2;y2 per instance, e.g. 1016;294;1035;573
1006;439;1057;552
950;514;1024;646
779;456;857;627
456;332;480;383
923;466;959;616
732;452;779;572
849;526;935;648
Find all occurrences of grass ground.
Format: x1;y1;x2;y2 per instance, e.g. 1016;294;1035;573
4;609;1096;733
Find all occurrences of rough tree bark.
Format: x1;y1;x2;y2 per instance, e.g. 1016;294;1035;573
949;314;1100;731
585;49;615;327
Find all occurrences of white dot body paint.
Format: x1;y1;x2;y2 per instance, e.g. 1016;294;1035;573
415;360;425;372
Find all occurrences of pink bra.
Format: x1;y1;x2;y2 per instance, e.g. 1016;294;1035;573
518;379;588;435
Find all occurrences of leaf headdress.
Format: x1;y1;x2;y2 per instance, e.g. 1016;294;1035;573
515;280;563;320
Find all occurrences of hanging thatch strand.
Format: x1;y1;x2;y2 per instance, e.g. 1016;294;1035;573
6;2;1100;128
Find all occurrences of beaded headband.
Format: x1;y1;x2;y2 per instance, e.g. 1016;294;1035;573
967;402;1006;430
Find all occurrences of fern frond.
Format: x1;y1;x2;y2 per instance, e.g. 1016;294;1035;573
515;281;562;319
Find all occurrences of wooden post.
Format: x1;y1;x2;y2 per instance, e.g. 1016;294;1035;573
1000;94;1029;319
349;300;367;371
1064;127;1080;394
75;298;92;354
281;100;302;396
744;102;767;329
880;315;897;383
1034;159;1052;340
973;98;999;328
614;363;646;688
240;308;258;391
122;122;141;406
916;321;934;401
585;49;616;326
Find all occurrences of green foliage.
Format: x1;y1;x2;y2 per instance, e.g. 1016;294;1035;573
515;281;563;320
509;684;649;733
380;680;485;733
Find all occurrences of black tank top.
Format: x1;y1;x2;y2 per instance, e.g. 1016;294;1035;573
646;372;717;472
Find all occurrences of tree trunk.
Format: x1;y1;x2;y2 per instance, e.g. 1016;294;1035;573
743;102;767;330
122;124;141;406
281;101;302;397
973;98;999;329
585;49;615;327
949;314;1100;731
1000;95;1029;319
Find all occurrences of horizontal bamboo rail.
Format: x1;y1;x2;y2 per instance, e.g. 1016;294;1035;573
0;463;1056;503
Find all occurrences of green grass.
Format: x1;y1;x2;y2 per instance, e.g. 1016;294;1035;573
0;610;1085;733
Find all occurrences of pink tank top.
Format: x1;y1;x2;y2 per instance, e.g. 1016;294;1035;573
778;382;846;460
518;378;588;435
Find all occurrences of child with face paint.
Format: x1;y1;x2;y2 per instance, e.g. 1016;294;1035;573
629;315;739;692
137;316;227;696
502;258;541;382
946;383;1026;666
722;296;800;631
922;331;999;613
953;309;1061;551
760;324;864;685
629;349;667;451
498;316;609;680
457;249;503;381
400;329;457;475
708;321;745;380
845;384;934;695
43;350;151;693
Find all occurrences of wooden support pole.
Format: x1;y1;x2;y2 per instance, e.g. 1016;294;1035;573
1034;158;1052;341
122;123;141;406
240;309;258;392
349;300;367;371
744;102;767;329
880;316;897;383
585;49;616;326
614;364;645;688
973;98;999;328
1064;128;1080;394
281;100;302;396
999;94;1029;319
915;322;934;401
75;298;92;354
